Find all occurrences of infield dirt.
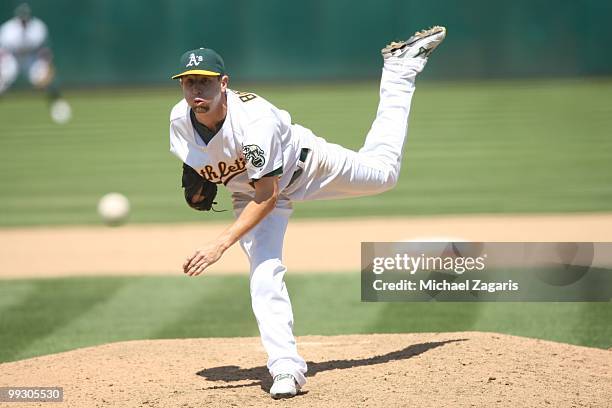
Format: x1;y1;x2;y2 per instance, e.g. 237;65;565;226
1;332;610;407
2;213;612;278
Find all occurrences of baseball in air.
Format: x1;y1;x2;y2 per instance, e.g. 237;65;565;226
50;98;72;124
97;193;130;226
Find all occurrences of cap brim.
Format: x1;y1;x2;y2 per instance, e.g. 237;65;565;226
171;69;222;79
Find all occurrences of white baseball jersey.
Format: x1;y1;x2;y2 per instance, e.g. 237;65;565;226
0;17;48;54
169;89;318;205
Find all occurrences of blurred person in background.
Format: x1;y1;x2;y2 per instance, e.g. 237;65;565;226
0;2;71;124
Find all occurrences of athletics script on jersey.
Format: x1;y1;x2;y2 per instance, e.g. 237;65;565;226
199;157;247;185
197;144;266;185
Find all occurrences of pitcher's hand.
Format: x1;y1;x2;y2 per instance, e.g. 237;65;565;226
183;243;224;276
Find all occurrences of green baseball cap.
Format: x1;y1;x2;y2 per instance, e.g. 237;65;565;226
171;48;225;79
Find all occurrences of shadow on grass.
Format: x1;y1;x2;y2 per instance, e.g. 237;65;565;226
196;338;466;393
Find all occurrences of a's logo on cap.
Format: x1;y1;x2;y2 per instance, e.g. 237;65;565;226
186;53;204;67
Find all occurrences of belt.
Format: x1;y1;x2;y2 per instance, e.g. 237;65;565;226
287;148;310;187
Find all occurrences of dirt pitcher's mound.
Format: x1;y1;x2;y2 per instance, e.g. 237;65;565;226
1;333;610;407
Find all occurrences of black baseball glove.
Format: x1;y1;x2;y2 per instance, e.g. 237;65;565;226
181;163;218;211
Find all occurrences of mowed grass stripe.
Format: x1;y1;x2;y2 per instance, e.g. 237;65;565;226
0;274;611;362
0;277;126;362
13;276;250;361
1;79;612;226
151;275;259;339
289;274;382;335
0;280;36;311
369;302;612;348
469;302;612;348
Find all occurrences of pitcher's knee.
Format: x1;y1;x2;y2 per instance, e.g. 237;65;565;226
249;259;287;298
380;168;399;191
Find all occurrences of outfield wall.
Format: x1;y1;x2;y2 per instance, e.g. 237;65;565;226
1;0;611;85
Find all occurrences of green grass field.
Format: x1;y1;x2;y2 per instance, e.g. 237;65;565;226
1;274;610;363
1;78;612;226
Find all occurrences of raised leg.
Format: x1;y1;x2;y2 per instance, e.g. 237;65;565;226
300;27;446;201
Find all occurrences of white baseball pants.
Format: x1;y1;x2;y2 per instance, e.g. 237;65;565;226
235;56;426;387
292;56;427;201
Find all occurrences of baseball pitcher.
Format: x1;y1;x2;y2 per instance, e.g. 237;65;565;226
169;26;446;399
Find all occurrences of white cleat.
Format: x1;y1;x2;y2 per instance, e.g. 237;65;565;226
382;26;447;60
270;374;300;399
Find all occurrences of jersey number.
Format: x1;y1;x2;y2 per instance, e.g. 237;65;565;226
233;90;257;102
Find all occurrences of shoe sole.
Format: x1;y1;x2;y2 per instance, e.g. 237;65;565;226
382;25;446;57
271;392;297;399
